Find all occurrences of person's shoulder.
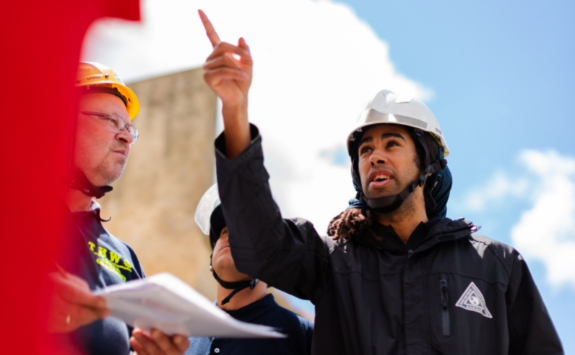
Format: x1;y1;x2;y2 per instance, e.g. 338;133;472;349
294;311;314;330
259;297;314;352
270;302;314;330
103;230;139;255
469;234;516;254
102;230;146;278
468;234;519;273
286;217;338;252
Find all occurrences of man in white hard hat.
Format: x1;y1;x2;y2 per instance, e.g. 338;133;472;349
185;184;313;355
46;62;189;355
199;10;563;355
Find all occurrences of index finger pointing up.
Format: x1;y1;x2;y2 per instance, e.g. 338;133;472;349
198;10;221;48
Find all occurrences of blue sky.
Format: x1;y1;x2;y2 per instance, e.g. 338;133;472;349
334;0;575;350
337;0;575;185
84;0;575;351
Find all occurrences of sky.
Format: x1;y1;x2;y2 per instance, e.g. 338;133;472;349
82;0;575;351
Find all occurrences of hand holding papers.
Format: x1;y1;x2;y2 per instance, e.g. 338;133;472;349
94;273;286;338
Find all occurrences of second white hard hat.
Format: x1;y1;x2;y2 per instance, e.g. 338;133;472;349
195;184;221;236
347;90;449;158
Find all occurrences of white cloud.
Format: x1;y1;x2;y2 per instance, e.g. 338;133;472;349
461;149;575;290
82;0;430;234
511;150;575;290
462;171;528;211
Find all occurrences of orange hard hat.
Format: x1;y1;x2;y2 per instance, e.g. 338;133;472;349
76;62;140;119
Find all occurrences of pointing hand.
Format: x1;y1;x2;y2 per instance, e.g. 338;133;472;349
199;10;253;110
198;9;252;158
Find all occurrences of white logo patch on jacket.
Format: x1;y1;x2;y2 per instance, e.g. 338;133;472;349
455;282;493;319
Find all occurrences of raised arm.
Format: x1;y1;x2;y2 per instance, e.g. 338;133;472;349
199;10;251;158
214;127;331;300
199;11;331;300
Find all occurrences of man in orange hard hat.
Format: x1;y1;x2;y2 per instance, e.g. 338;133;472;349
46;62;189;355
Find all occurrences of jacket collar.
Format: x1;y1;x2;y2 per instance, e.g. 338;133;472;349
354;218;472;254
415;218;473;253
60;199;111;222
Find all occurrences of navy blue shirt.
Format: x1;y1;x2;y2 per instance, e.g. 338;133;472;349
56;201;145;355
185;294;313;355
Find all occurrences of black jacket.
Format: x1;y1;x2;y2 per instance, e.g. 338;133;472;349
215;126;563;355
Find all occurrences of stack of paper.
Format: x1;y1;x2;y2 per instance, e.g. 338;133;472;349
94;272;286;338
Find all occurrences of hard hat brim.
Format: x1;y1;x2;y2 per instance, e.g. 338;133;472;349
78;80;140;119
347;109;450;158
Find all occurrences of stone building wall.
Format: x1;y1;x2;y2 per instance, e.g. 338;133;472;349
98;68;218;300
97;68;312;321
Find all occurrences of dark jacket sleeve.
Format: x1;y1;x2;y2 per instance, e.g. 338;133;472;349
506;252;564;355
214;125;331;301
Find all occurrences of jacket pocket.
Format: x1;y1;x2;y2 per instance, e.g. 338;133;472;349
439;274;450;336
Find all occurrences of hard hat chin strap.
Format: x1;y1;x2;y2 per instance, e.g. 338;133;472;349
212;268;260;306
67;169;113;199
363;159;446;214
350;127;447;214
210;251;259;306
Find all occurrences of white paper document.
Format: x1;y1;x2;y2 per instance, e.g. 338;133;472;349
94;272;286;338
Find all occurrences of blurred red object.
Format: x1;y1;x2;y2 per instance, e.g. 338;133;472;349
0;1;139;354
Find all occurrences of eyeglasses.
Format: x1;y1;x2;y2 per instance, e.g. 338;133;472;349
80;111;139;144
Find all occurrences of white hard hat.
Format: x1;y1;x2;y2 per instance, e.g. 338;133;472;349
347;90;449;157
195;184;221;236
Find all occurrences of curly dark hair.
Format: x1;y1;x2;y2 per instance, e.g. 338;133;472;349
328;131;440;242
327;207;376;241
416;133;440;213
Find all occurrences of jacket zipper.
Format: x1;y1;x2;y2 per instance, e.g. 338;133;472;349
439;274;450;336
